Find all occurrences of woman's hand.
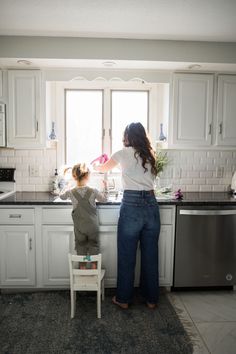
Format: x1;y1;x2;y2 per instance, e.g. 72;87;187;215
92;158;118;173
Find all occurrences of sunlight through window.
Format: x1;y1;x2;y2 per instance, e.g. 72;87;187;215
111;91;148;153
66;90;103;165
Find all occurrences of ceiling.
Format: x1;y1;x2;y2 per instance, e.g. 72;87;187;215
1;0;236;42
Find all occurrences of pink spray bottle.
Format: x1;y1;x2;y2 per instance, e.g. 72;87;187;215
90;153;109;165
90;154;109;192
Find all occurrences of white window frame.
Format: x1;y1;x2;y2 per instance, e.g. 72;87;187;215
53;80;161;167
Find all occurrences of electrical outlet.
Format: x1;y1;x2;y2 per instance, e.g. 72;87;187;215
29;165;39;177
216;166;224;178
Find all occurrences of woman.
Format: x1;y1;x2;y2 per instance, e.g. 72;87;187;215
94;122;160;309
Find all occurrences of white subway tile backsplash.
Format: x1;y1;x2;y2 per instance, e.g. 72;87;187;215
200;171;213;178
0;149;14;157
193;179;206;185
187;171;200;178
200;185;212;192
215;158;227;164
22;157;36;164
0;157;7;164
181;151;194;159
173;168;181;178
180;178;193;185
225;171;234;178
29;150;43;157
201;157;214;164
212;185;226;192
219;178;231;185
17;164;30;171
206;164;216;171
29;177;42;185
15;150;29;157
195;151;207;158
35;184;51;192
207;151;220;158
0;147;234;192
220;151;233;158
20;184;36;192
193;164;206;171
206;178;220;184
7;157;22;164
162;149;234;192
186;185;199;192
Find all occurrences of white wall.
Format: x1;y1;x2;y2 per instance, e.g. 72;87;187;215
1;36;236;63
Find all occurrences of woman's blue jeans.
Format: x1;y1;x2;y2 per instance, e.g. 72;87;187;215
116;190;160;304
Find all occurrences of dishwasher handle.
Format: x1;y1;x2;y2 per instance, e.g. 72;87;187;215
180;209;236;216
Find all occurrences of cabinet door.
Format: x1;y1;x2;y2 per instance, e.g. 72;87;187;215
159;225;174;286
0;226;35;286
216;75;236;146
0;70;2;97
99;226;118;287
8;70;44;148
99;225;141;287
171;73;213;147
42;226;74;286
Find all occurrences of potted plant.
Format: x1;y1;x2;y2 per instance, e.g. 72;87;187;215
154;151;169;191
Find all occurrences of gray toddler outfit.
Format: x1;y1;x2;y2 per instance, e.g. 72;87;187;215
71;187;99;255
59;185;108;255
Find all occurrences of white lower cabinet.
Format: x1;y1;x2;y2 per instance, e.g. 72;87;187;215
42;225;74;286
158;225;174;286
0;226;35;286
98;206;175;287
0;205;175;289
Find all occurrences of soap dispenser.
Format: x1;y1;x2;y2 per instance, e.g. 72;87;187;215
231;171;236;195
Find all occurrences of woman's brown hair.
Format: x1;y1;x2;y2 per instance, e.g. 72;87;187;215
123;122;157;176
72;163;90;181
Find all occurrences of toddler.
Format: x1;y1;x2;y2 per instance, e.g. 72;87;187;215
59;163;108;267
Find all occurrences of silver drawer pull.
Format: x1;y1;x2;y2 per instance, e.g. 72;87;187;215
180;210;236;216
29;238;32;250
9;214;22;218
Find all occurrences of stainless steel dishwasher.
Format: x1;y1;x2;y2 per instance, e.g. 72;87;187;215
174;206;236;287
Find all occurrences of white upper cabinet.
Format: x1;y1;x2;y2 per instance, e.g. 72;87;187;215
8;70;45;148
171;73;214;147
216;75;236;146
0;70;2;97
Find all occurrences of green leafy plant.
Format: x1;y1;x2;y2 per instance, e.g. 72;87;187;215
155;151;169;175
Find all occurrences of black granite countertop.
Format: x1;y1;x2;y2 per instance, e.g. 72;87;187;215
0;191;236;206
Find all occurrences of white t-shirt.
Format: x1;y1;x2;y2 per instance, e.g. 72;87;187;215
111;147;155;191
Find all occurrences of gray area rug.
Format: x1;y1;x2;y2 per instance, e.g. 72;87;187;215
0;290;193;354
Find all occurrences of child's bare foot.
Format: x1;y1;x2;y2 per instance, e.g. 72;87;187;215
112;296;128;309
91;262;97;269
146;302;157;309
79;262;86;269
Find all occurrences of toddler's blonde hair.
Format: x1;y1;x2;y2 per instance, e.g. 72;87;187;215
72;163;90;182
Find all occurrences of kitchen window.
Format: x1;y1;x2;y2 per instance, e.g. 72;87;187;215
65;90;103;165
47;81;169;167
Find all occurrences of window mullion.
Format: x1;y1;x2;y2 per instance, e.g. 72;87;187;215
103;88;111;157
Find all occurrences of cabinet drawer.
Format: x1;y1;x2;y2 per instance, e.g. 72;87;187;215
159;207;173;225
98;207;120;225
0;209;34;224
42;208;73;224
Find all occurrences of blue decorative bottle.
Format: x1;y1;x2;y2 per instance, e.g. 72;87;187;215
49;121;57;140
159;123;166;141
